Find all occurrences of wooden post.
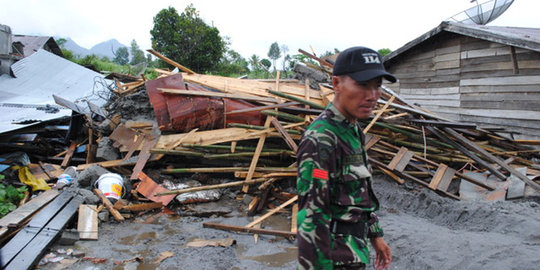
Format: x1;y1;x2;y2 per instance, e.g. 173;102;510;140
291;204;298;233
243;116;273;193
61;141;77;168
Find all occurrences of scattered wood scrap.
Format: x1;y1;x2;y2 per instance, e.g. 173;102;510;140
0;48;538;263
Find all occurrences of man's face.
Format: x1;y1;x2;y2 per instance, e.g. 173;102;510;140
332;75;382;122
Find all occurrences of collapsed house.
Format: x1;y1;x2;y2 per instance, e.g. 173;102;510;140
0;22;538;269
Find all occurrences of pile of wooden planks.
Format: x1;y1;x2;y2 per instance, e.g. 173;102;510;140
1;48;539;252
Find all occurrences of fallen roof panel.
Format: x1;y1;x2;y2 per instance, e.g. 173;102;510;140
0;49;111;133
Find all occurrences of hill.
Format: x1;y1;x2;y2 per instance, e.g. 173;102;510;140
58;37;128;59
90;38;127;59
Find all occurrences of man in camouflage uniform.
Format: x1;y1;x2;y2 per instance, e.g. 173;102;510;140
297;46;395;270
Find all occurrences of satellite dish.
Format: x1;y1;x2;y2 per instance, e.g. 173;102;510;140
448;0;515;25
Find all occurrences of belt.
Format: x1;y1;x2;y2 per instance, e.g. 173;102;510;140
334;262;366;270
330;219;368;238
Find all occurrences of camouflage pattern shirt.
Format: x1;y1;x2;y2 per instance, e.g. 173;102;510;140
297;103;384;269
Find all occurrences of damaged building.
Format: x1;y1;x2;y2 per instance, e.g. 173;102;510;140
0;20;538;270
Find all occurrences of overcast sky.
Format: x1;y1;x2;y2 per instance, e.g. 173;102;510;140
1;0;539;59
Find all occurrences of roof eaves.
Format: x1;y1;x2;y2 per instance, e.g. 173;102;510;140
442;21;540;53
384;22;447;64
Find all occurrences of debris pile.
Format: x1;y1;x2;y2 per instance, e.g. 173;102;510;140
0;49;538;269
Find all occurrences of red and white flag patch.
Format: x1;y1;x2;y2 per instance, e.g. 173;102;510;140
312;168;328;180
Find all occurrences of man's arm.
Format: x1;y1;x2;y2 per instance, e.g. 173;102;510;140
297;134;335;269
370;237;391;270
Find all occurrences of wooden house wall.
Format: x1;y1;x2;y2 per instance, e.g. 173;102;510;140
386;32;540;140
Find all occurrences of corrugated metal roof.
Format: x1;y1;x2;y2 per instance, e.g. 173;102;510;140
384;21;540;63
0;49;111;134
12;35;63;57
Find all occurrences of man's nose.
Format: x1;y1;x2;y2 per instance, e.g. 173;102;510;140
365;86;379;100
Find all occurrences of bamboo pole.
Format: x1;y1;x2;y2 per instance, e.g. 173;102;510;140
181;143;288;152
268;89;326;110
159;88;279;103
363;95;395;134
205;151;293;160
155;177;273;196
162;166;296;174
261;110;305;123
150;148;205;157
228;123;301;134
373;122;454;149
225;102;300;115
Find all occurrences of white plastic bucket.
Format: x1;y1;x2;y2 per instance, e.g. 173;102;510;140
95;173;124;201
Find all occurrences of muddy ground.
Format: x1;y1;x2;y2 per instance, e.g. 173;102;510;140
38;173;540;270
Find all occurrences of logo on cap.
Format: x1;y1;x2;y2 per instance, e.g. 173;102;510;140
363;53;380;64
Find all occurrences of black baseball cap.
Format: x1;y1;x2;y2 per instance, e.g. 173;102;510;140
332;46;397;83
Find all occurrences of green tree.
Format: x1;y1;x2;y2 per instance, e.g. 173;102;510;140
260;59;271;71
56;38;67;48
248;54;261;71
130;39;146;65
378;48;392;57
113;46;129;65
55;38;75;61
214;49;249;76
150;5;226;73
267;42;281;72
288;54;317;70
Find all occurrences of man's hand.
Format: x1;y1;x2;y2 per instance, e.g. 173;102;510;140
371;237;391;270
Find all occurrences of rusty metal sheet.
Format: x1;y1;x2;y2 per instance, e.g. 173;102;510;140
146;74;264;132
166;83;224;132
145;74;186;131
136;172;176;206
224;98;265;127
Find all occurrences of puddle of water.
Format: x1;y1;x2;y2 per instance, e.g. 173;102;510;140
118;231;157;245
236;244;297;267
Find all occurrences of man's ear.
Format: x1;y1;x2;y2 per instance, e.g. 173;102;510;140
332;76;341;94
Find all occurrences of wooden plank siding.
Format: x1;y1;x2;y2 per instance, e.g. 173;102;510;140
386;33;540;140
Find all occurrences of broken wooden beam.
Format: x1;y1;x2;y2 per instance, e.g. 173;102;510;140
271;117;298;153
0;189;59;243
364;95;395;134
245;196;297;228
427;127;507;181
93;189;124;222
1;192;82;270
147;49;196;74
203;222;296;238
443;127;540;192
243;117;273;193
